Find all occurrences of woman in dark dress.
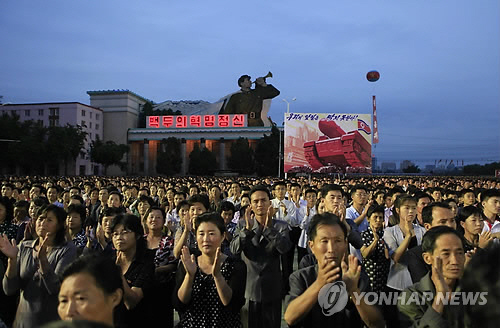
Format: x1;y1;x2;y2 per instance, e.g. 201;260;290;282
111;214;155;328
145;207;177;328
174;212;246;328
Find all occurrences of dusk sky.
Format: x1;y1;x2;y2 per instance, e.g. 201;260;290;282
1;1;499;167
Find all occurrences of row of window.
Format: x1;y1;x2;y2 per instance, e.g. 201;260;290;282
18;108;100;120
81;109;100;120
80;120;100;130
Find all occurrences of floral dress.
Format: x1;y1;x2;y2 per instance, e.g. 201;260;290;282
361;226;390;293
174;256;247;328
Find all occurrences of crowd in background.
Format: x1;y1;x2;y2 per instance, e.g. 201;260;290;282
0;175;498;328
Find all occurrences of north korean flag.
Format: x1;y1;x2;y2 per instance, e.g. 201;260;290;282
358;119;371;134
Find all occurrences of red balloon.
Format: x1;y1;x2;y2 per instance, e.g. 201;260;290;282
366;71;380;82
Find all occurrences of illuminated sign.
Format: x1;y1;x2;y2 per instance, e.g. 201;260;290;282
147;114;247;129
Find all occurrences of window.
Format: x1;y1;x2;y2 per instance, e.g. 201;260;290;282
37;120;43;126
89;133;92;140
96;113;100;120
90;112;93;119
38;109;44;116
96;124;99;130
49;108;59;116
25;110;30;117
81;120;86;127
81;110;86;116
49;107;59;127
80;152;85;159
96;133;100;140
89;122;92;128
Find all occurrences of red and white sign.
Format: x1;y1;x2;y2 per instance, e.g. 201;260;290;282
147;114;247;129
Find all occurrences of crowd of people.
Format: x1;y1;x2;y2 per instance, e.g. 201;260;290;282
0;175;498;328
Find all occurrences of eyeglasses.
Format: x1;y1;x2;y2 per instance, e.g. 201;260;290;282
112;230;133;238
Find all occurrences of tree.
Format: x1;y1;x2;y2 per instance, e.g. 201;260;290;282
464;162;500;176
402;164;421;173
90;138;129;175
138;101;155;128
254;123;281;176
156;137;182;175
189;144;217;175
45;124;87;175
228;138;254;174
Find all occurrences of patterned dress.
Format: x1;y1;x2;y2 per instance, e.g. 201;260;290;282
361;226;390;293
174;256;246;328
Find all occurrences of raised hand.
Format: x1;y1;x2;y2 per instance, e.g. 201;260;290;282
96;223;106;248
265;205;277;228
212;247;223;278
185;215;193;232
0;234;18;259
464;248;476;267
315;257;340;287
36;233;50;261
341;254;362;294
332;203;346;222
478;231;492;249
244;206;254;230
430;256;451;302
181;246;197;277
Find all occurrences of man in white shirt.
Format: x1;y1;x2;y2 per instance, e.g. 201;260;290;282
296;188;317;264
346;184;371;233
271;181;300;298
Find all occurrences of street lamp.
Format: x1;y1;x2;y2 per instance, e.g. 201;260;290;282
279;98;296;178
282;97;296;113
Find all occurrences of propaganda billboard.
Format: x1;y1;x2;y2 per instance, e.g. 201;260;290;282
284;113;372;174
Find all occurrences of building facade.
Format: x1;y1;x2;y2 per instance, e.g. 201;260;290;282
2;90;277;176
1;102;103;175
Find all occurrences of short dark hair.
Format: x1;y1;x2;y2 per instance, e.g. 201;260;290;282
0;196;14;223
320;184;344;199
138;195;154;206
457;205;482;223
415;192;432;202
237;75;251;87
61;254;123;296
422;202;452;225
481;189;500;203
176;199;189;213
249;185;271;200
99;206;122;224
350;184;367;197
110;214;145;249
307;212;347;242
220;201;235;214
422;226;463;253
146;206;165;224
195;212;226;235
70;195;85;205
108;191;123;202
67;204;87;227
273;181;286;190
367;204;385;219
187;194;209;212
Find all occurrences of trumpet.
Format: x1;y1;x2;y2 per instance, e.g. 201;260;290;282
252;71;273;84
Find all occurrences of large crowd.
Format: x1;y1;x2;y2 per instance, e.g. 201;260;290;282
0;176;498;328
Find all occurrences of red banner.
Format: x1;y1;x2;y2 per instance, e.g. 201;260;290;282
372;95;379;144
